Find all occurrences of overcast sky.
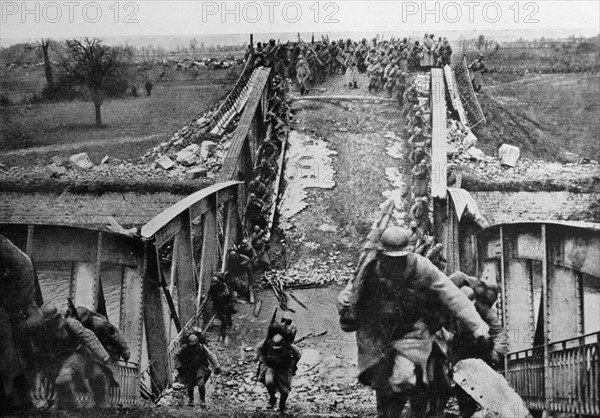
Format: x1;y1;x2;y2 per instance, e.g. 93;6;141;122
1;0;599;41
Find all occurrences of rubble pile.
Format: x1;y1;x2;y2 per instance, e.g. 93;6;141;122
137;106;241;180
444;113;599;186
33;151;224;184
157;349;374;415
267;261;353;288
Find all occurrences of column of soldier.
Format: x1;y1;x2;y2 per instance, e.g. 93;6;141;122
193;68;299;413
244;34;452;97
401;78;447;272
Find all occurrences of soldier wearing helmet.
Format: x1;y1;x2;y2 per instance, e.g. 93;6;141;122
255;317;301;413
469;54;487;93
33;303;116;408
176;332;221;408
338;223;490;418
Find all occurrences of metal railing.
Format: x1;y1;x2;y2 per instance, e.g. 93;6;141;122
107;362;141;405
549;332;599;415
507;347;545;411
452;57;486;128
209;55;257;134
507;331;600;415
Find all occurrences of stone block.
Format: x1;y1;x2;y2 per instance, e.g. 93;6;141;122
69;152;94;169
156;155;175;170
498;144;520;167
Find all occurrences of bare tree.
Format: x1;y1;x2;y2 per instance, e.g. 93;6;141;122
35;38;54;89
64;38;119;127
189;38;198;58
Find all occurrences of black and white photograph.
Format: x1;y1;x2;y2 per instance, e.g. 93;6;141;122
1;1;599;417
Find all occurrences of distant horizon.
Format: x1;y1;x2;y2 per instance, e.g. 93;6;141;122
2;1;598;48
2;27;598;49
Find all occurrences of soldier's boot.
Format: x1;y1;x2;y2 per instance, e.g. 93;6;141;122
278;392;288;413
267;392;277;409
187;386;194;406
198;385;206;409
376;390;407;418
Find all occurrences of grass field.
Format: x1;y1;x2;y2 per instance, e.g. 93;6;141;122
475;72;600;162
0;69;237;167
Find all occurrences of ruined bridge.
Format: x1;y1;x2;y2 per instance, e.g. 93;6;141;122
1;52;598;417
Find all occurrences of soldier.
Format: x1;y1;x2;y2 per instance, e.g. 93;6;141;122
469;54;486;93
245;193;268;230
257;138;279;165
249;176;269;201
410;41;423;71
409;197;431;236
255;317;301;413
345;48;359;89
426;243;447;271
251;227;271;272
227;249;252;300
421;33;434;69
338;221;491;418
448;272;508;417
176;333;221;408
367;58;384;94
33;303;118;409
296;55;311;96
440;38;453;66
144;80;153;97
255;159;277;183
208;274;237;343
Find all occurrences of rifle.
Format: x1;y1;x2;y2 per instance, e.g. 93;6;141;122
256;308;279;382
338;199;396;332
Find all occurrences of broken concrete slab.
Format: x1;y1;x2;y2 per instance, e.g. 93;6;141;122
463;129;477;149
101;155;123;165
175;149;195;163
498;144;520;167
180;154;200;167
69;152;94;169
466;146;486;161
155;155;175;170
182;143;200;154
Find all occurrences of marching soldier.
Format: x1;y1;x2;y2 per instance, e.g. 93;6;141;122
255;316;301;414
338;203;491;418
176;333;221;408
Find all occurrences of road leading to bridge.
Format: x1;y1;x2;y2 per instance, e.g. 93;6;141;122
162;73;414;417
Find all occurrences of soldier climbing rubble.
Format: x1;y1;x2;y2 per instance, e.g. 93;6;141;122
254;311;302;414
207;273;237;344
337;199;492;418
175;332;221;408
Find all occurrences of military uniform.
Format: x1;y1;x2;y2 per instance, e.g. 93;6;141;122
176;335;221;407
255;327;301;413
338;226;489;418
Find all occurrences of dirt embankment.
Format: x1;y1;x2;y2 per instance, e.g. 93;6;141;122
473;73;600;163
473;93;554;160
